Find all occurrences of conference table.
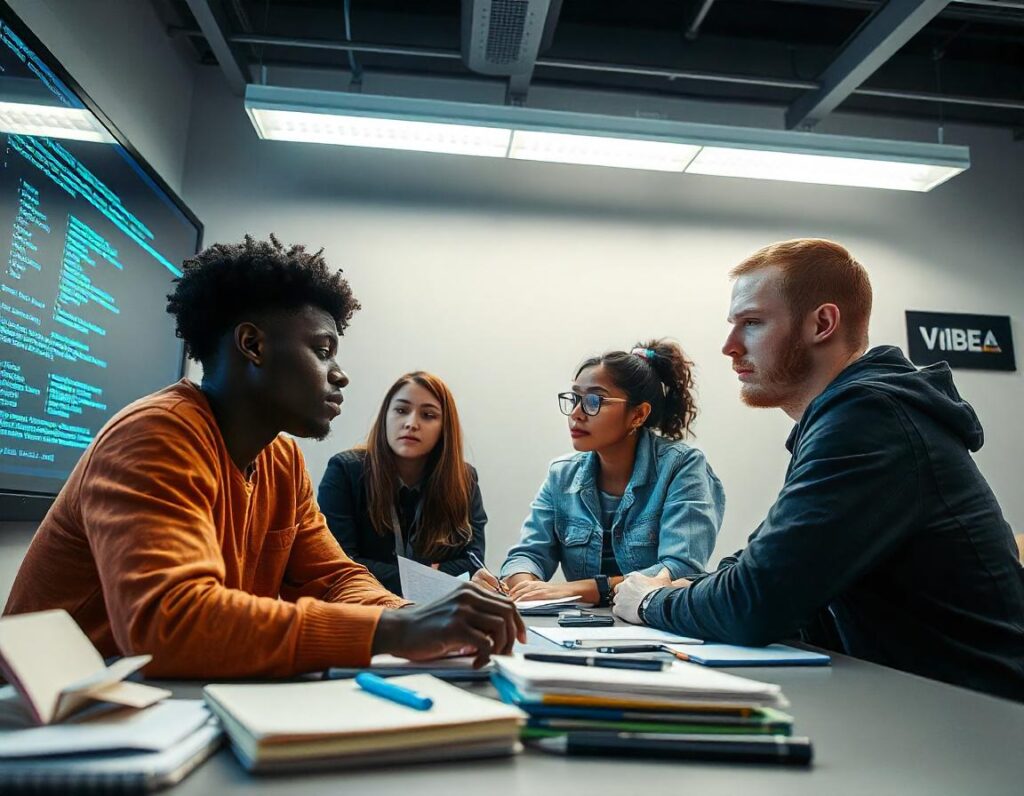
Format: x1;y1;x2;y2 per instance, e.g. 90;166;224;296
165;612;1024;796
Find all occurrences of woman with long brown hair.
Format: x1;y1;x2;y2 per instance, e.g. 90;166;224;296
318;371;486;596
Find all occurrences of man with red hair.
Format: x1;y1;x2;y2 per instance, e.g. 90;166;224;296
616;238;1024;702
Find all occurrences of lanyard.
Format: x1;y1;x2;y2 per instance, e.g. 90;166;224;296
389;494;424;560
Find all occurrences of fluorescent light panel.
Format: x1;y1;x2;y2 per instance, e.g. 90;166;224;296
244;87;970;191
687;147;964;192
249;107;511;158
0;101;114;144
510;130;700;172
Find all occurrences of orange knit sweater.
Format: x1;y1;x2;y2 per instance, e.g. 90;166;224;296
4;380;406;678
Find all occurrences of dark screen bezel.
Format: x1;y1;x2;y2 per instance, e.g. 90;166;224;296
0;0;204;518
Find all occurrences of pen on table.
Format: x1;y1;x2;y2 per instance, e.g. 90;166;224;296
663;647;693;662
535;732;814;767
354;672;434;710
595;644;666;654
523;652;668;672
467;551;510;596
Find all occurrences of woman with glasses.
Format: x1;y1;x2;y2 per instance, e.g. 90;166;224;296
318;371;486;596
472;339;724;607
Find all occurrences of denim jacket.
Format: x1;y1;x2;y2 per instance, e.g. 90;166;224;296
500;429;725;582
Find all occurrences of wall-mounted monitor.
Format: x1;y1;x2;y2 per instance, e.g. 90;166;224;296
0;3;202;514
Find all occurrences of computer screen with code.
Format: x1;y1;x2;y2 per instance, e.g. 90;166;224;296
0;11;201;499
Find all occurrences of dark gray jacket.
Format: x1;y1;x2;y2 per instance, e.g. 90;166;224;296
318;449;486;596
646;346;1024;702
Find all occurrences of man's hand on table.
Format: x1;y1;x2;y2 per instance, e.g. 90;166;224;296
373;582;526;668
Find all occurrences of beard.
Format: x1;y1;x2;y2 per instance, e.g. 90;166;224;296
740;332;814;409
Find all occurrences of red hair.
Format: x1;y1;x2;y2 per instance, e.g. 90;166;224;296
731;238;872;348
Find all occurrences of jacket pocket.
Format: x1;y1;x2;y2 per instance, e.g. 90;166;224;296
262;524;298;551
556;519;595;547
253;524;298;596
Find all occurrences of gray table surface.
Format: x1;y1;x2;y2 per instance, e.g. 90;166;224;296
162;613;1024;796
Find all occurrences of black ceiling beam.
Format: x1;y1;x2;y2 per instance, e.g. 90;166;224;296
185;0;249;94
685;0;720;39
786;0;950;129
757;0;1024;27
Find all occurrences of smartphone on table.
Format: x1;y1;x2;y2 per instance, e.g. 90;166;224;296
557;614;614;627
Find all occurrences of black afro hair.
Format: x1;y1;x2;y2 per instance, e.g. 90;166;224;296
166;234;360;364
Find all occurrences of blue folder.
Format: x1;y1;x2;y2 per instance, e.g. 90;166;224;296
671;643;830;667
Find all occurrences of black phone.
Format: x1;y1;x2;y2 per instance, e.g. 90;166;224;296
557;614;615;627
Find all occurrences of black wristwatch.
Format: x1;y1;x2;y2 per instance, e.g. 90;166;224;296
594;574;612;607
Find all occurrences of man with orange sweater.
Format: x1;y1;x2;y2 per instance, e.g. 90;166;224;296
4;236;523;677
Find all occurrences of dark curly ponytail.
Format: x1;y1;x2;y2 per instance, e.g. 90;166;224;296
575;338;697;441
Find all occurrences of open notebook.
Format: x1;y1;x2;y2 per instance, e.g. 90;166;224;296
0;610;169;726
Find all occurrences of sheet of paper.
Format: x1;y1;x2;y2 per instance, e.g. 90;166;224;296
369;654;486;670
494;655;783;703
514;596;583;610
529;625;703;647
397;556;463;603
664;643;831;666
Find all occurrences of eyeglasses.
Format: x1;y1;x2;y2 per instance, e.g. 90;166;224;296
558;391;629;417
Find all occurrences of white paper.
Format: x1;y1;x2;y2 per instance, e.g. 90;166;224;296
494;655;783;705
528;625;703;647
514;596;583;610
397;556;463;603
369;654;486;670
0;699;212;758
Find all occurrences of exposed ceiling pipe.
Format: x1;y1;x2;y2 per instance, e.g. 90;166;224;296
758;0;1024;25
173;31;1024;113
685;0;720;40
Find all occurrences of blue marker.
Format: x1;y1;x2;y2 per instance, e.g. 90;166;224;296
354;673;434;711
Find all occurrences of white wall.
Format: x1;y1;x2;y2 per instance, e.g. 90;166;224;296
6;0;196;194
181;68;1024;569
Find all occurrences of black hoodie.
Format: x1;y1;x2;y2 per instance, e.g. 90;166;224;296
647;346;1024;702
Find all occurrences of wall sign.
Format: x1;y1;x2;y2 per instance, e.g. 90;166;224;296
906;311;1015;372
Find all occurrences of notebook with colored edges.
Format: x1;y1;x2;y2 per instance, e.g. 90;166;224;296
492;655;788;710
491;674;794;738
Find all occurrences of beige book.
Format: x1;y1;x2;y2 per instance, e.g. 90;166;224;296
0;610;170;725
203;674;526;766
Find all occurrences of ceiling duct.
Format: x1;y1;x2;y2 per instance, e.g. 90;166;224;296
461;0;561;76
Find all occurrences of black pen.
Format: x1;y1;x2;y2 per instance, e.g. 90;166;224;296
467;551;510;596
537;732;814;767
595;644;666;654
523;652;668;672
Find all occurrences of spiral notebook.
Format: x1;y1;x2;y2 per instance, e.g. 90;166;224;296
0;704;222;794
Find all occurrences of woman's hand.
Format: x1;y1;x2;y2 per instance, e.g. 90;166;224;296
508;580;580;602
470;568;509;594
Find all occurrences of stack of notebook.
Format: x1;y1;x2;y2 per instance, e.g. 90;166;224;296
491;655;794;740
203;674;526;773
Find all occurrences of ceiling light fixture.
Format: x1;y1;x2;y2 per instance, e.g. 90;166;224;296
0;100;114;144
244;86;969;192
